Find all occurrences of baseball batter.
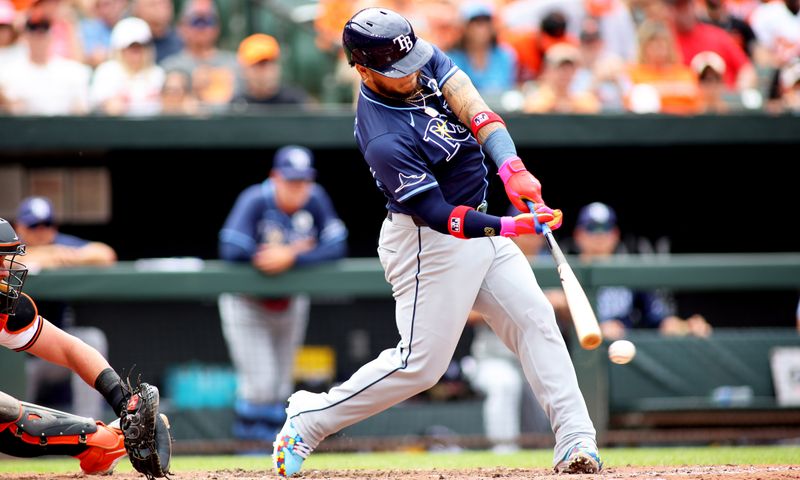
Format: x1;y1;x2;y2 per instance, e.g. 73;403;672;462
273;8;601;477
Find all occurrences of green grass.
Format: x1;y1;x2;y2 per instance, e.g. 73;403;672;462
1;446;798;473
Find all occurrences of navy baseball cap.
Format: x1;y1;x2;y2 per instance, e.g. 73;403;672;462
576;202;617;232
16;196;55;227
273;146;316;181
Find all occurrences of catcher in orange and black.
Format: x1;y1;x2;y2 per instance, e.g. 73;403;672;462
0;218;172;479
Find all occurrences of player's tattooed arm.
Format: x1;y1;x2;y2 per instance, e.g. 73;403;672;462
442;70;505;144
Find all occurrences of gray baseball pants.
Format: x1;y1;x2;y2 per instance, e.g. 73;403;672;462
286;213;596;464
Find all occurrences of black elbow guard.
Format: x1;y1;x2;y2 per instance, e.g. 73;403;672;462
5;293;38;333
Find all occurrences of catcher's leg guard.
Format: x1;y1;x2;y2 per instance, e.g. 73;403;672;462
73;420;126;475
0;399;125;475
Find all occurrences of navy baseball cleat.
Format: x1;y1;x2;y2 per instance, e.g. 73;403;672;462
273;420;313;478
554;441;603;474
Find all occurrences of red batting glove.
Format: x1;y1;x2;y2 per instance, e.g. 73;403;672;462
498;157;543;213
500;204;563;237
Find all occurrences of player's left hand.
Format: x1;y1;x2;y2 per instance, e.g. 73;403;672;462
500;204;563;237
121;382;172;478
253;244;297;274
498;157;543;213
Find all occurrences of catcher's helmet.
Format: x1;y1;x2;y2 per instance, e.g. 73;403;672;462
0;218;28;316
343;8;433;78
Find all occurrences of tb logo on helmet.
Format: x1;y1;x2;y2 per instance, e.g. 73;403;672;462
393;34;413;53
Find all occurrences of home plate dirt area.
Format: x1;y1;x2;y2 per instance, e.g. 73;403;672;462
3;465;800;480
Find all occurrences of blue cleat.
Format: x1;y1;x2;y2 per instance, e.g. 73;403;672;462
554;441;603;474
273;420;313;478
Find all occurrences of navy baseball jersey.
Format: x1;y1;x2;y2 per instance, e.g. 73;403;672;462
53;233;90;248
355;45;489;215
219;180;347;265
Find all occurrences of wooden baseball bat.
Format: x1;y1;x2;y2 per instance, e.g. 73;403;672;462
525;201;602;350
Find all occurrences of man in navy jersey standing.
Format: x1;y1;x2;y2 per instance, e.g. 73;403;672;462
219;146;347;442
273;8;601;477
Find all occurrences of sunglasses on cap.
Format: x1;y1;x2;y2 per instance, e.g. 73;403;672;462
188;15;217;28
25;20;51;33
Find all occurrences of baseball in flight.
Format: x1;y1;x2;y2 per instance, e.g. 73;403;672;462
608;340;636;364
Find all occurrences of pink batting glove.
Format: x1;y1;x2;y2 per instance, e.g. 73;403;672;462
500;204;563;237
498;157;543;213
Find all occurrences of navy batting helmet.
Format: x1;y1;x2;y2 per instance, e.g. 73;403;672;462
343;8;433;78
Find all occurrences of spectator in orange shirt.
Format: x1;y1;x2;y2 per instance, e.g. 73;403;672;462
627;20;700;114
523;43;600;113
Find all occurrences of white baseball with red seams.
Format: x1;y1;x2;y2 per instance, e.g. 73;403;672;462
608;340;637;364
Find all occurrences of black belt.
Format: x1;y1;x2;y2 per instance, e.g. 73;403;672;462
386;201;487;228
386;211;427;227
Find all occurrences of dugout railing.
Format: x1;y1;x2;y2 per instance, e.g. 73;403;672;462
1;253;797;448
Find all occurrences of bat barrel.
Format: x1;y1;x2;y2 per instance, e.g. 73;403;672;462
524;199;602;350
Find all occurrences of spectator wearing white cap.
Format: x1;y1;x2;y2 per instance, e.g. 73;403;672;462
90;16;165;116
692;50;730;113
664;0;759;98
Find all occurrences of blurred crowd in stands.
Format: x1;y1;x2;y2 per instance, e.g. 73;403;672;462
0;0;798;116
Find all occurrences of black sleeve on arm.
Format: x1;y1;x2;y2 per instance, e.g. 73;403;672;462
404;186;502;238
94;367;127;417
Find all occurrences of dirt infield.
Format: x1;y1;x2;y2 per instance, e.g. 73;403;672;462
2;465;799;480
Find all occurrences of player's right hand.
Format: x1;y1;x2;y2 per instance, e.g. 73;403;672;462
500;204;562;237
498;157;544;213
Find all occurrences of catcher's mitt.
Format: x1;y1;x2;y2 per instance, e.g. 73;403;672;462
121;382;172;479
